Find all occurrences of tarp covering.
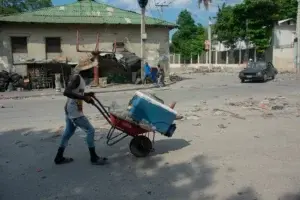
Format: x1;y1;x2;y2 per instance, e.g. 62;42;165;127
100;51;141;72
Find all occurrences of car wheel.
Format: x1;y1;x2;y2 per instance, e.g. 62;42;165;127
263;74;268;82
271;75;275;80
240;79;245;83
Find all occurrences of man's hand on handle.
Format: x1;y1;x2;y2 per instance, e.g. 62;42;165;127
85;92;95;97
84;94;95;104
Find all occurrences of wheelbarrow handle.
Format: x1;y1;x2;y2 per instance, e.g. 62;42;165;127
91;96;112;125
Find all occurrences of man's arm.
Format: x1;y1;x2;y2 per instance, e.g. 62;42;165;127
63;75;85;100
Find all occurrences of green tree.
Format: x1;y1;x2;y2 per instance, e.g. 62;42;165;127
242;0;279;51
23;0;52;12
213;4;237;48
0;0;52;15
214;0;280;52
171;10;206;62
275;0;298;19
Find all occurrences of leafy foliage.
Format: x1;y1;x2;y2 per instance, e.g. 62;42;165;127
0;0;52;15
171;10;206;61
213;0;297;51
213;4;237;48
275;0;297;19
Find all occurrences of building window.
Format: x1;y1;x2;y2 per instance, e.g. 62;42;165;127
45;37;61;53
11;37;28;53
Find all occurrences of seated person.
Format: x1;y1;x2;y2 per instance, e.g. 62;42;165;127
143;62;152;84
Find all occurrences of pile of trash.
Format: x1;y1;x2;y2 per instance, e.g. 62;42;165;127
0;70;23;92
169;73;183;82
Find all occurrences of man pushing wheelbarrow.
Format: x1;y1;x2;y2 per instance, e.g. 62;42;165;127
54;53;183;164
54;53;108;165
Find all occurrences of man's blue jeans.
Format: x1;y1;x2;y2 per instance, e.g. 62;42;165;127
60;116;95;148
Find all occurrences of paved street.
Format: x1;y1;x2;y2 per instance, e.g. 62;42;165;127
1;73;300;200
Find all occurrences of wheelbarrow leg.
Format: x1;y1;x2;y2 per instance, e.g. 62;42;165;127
150;132;156;152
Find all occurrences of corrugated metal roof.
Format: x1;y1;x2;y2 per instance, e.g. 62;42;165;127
0;0;176;27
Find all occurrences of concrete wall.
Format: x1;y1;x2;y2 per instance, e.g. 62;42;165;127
273;24;296;48
272;48;295;72
170;63;245;73
0;23;170;76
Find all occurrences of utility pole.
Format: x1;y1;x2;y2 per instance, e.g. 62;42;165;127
138;0;148;80
208;17;212;70
297;0;300;74
141;7;146;80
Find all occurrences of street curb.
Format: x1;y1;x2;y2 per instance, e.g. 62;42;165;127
0;82;176;100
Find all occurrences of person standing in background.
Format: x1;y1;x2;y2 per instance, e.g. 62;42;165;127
157;64;165;87
143;62;151;84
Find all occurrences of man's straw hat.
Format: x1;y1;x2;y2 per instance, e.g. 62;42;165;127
75;53;98;71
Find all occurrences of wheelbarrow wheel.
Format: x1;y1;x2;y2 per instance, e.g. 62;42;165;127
129;135;152;157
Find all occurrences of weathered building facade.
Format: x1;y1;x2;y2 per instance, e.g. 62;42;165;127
0;0;175;87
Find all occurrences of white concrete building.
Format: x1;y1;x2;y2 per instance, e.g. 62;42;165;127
271;18;296;72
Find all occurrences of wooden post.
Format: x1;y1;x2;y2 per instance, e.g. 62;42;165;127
93;64;99;86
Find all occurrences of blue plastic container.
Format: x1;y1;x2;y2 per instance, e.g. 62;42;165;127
128;91;177;135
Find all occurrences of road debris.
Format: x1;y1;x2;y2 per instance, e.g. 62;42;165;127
15;141;22;145
227;98;259;107
262;112;274;118
212;108;246;120
192;123;201;126
21;131;31;136
169;73;183;82
218;124;227;129
271;105;284;110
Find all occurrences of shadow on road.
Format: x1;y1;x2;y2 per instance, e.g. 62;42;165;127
278;192;300;200
0;128;214;200
225;187;259;200
225;187;300;200
152;138;191;155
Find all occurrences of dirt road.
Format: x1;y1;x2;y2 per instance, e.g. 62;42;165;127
1;73;300;200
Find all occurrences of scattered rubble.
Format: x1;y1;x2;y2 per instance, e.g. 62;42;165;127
228;96;290;115
227;98;259;107
261;112;274;118
169;73;183;82
192;123;201;126
212;108;246;120
218;124;227;129
271;105;284;110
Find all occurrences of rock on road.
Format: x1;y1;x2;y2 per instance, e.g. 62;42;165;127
1;73;300;200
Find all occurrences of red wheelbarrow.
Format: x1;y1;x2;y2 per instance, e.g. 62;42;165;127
91;96;159;157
